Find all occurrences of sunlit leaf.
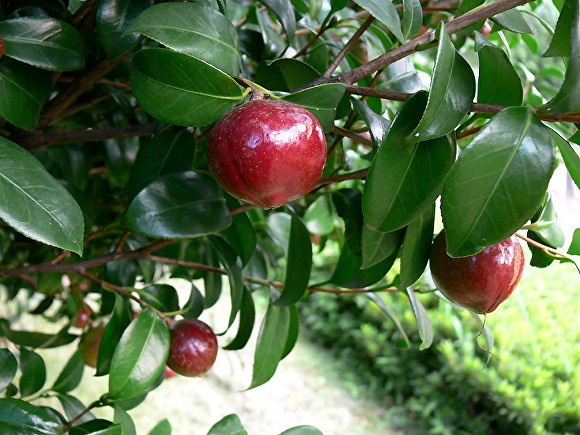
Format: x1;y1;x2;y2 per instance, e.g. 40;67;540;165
353;0;404;42
0;398;64;435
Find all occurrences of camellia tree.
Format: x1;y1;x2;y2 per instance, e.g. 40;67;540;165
0;0;579;433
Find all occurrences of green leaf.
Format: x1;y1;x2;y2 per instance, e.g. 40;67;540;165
139;284;180;313
538;0;580;114
51;351;84;393
274;212;312;306
0;137;84;254
0;320;77;348
281;305;300;359
410;24;475;141
280;83;346;132
207;413;247;435
365;293;411;347
97;0;150;60
210;236;245;329
255;58;319;92
257;0;296;44
69;420;121;435
491;9;535;34
127;130;196;198
553;130;580;191
527;194;565;248
131;48;245;127
179;283;205;319
221;203;257;267
0;17;86;70
0;58;52;130
399;204;435;289
0;398;64;435
113;406;136;435
279;426;323;435
544;0;573;57
126;3;240;76
223;287;256;351
475;35;523;106
332;189;364;257
406;288;433;350
352;98;390;152
148;419;172;435
0;349;17;391
363;91;455;232
442;107;555;257
303;196;336;236
96;294;132;376
353;0;404;43
249;302;290;389
568;228;580;255
56;394;96;426
402;0;423;40
361;224;404;269
18;348;46;397
382;58;424;94
125;171;232;239
108;308;170;400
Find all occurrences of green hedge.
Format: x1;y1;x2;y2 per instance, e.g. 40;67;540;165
300;263;579;434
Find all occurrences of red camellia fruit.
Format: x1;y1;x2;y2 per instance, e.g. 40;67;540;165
167;318;218;377
207;99;327;209
429;231;525;314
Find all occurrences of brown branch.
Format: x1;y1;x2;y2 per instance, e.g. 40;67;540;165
332;126;373;147
317;168;369;186
336;0;534;85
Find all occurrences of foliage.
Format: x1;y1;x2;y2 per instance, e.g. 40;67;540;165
300;262;580;434
0;0;579;433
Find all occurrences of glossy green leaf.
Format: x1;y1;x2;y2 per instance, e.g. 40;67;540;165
352;98;390;152
410;24;475;141
399;204;435;289
131;48;244;127
280;83;346;132
148;419;172;435
279;426;323;435
491;9;535;34
538;0;580;114
281;305;300;359
274;212;312;306
361;224;404;269
0;320;77;348
221;204;257;267
402;0;423;39
0;58;52;130
180;283;205;319
203;248;223;308
56;394;96;426
568;228;580;255
363;91;455;232
0;398;64;435
249;302;290;389
96;294;132;376
51;351;84;393
544;0;573;57
139;284;179;313
382;58;424;94
475;35;523;106
70;421;122;435
258;0;296;43
108;308;170;400
0;17;86;70
527;194;565;248
18;348;46;397
255;58;319;92
223;287;256;351
552;130;580;191
353;0;404;43
303;196;336;236
210;236;245;329
207;413;247;435
442;107;555;257
0;349;17;391
365;293;411;347
406;288;433;350
97;0;150;60
0;137;84;254
127;130;196;197
126;2;240;76
125;171;232;239
113;406;136;435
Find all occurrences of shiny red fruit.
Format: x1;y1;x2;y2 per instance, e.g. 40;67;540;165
73;305;93;329
430;231;525;314
164;366;177;379
207;99;327;209
167;318;218;377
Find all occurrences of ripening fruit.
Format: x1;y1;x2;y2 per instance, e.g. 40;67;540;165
79;325;104;368
207;99;327;209
167;318;218;377
429;231;525;314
